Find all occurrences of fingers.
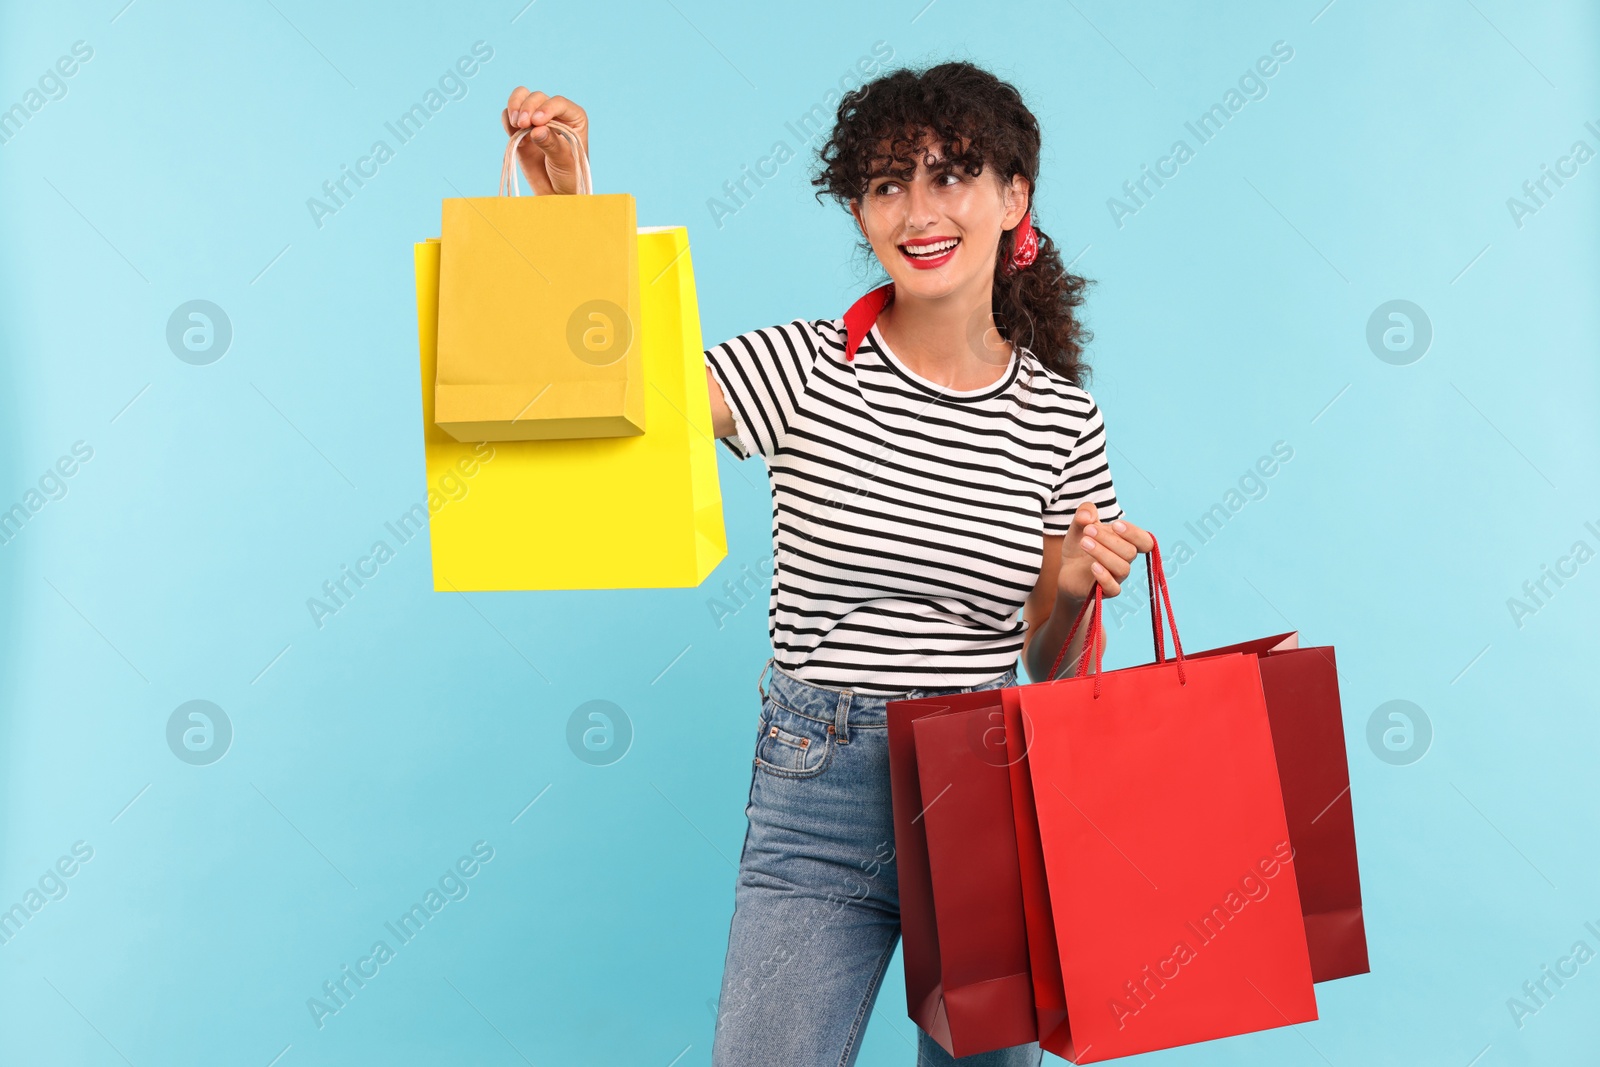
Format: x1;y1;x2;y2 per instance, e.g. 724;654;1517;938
1066;506;1119;570
505;91;587;142
1078;530;1131;590
521;94;584;133
500;89;589;195
1105;516;1156;554
1061;503;1158;599
501;89;554;194
518;121;578;195
532;118;575;160
1083;520;1138;566
505;88;548;129
525;97;588;159
503;87;537;134
1070;504;1154;559
1074;512;1148;591
1067;501;1098;530
1091;564;1122;597
517;138;556;196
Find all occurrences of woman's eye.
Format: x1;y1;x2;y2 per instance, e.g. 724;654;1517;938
874;173;962;195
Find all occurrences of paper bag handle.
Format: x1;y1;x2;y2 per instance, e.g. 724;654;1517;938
1046;533;1186;697
1145;536;1185;669
500;119;594;197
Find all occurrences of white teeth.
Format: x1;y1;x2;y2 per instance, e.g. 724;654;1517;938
902;238;958;256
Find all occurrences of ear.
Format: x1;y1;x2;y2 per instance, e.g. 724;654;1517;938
849;199;867;238
1004;176;1031;230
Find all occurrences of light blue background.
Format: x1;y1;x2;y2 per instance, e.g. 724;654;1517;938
1;1;1596;1064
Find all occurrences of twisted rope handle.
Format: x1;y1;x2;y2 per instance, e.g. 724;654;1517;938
500;119;593;197
1148;537;1185;670
1044;533;1187;698
1075;586;1107;698
1048;583;1098;680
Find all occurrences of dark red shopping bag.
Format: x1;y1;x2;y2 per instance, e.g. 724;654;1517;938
1017;540;1317;1062
887;688;1039;1057
1177;631;1369;983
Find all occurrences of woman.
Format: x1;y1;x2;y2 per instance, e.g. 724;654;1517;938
504;61;1156;1067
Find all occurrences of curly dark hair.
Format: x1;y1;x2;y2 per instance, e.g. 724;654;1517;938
810;60;1094;387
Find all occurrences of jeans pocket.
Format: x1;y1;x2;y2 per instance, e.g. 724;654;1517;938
754;701;833;780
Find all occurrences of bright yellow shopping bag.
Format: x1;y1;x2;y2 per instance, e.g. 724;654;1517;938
434;123;645;442
414;226;726;591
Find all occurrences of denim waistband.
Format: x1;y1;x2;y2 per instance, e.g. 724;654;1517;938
755;656;1019;731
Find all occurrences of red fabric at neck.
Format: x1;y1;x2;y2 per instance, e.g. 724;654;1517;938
842;283;894;362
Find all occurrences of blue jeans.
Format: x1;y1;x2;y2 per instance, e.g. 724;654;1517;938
710;657;1042;1067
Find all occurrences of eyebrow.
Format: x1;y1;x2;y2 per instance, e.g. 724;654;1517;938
867;155;955;180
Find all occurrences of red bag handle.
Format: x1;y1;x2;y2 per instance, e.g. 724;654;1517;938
1045;534;1186;698
1147;536;1185;668
1047;584;1098;680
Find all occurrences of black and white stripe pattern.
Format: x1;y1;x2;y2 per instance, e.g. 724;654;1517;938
705;316;1123;694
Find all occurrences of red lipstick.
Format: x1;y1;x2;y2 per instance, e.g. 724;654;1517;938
898;235;960;270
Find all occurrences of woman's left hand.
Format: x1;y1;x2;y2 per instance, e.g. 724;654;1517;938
1057;502;1155;602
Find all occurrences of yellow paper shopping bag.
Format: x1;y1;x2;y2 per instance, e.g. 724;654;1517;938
434;122;644;442
414;226;726;590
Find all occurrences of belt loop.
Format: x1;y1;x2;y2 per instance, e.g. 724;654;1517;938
756;657;774;702
833;688;851;745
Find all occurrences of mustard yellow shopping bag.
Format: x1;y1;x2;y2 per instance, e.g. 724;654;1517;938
434;123;644;442
414;226;726;590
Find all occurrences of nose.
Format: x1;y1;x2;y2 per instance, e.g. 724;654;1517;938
904;176;940;232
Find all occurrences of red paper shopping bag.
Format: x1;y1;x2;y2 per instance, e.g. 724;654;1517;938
1001;688;1071;1054
887;690;1039;1057
1179;632;1369;983
1018;541;1317;1062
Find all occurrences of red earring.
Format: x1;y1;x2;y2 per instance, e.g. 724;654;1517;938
1005;212;1039;274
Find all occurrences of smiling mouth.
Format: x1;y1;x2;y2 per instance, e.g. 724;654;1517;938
899;237;960;260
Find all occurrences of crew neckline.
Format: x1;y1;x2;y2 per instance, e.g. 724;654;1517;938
866;322;1021;401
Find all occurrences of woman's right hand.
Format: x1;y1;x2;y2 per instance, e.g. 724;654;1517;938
501;89;589;195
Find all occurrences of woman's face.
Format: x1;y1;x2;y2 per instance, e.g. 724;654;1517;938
850;130;1029;299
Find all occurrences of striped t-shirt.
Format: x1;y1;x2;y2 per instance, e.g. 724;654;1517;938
704;309;1123;695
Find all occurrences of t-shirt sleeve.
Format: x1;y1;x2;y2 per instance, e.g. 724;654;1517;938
1044;393;1125;535
703;321;820;461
